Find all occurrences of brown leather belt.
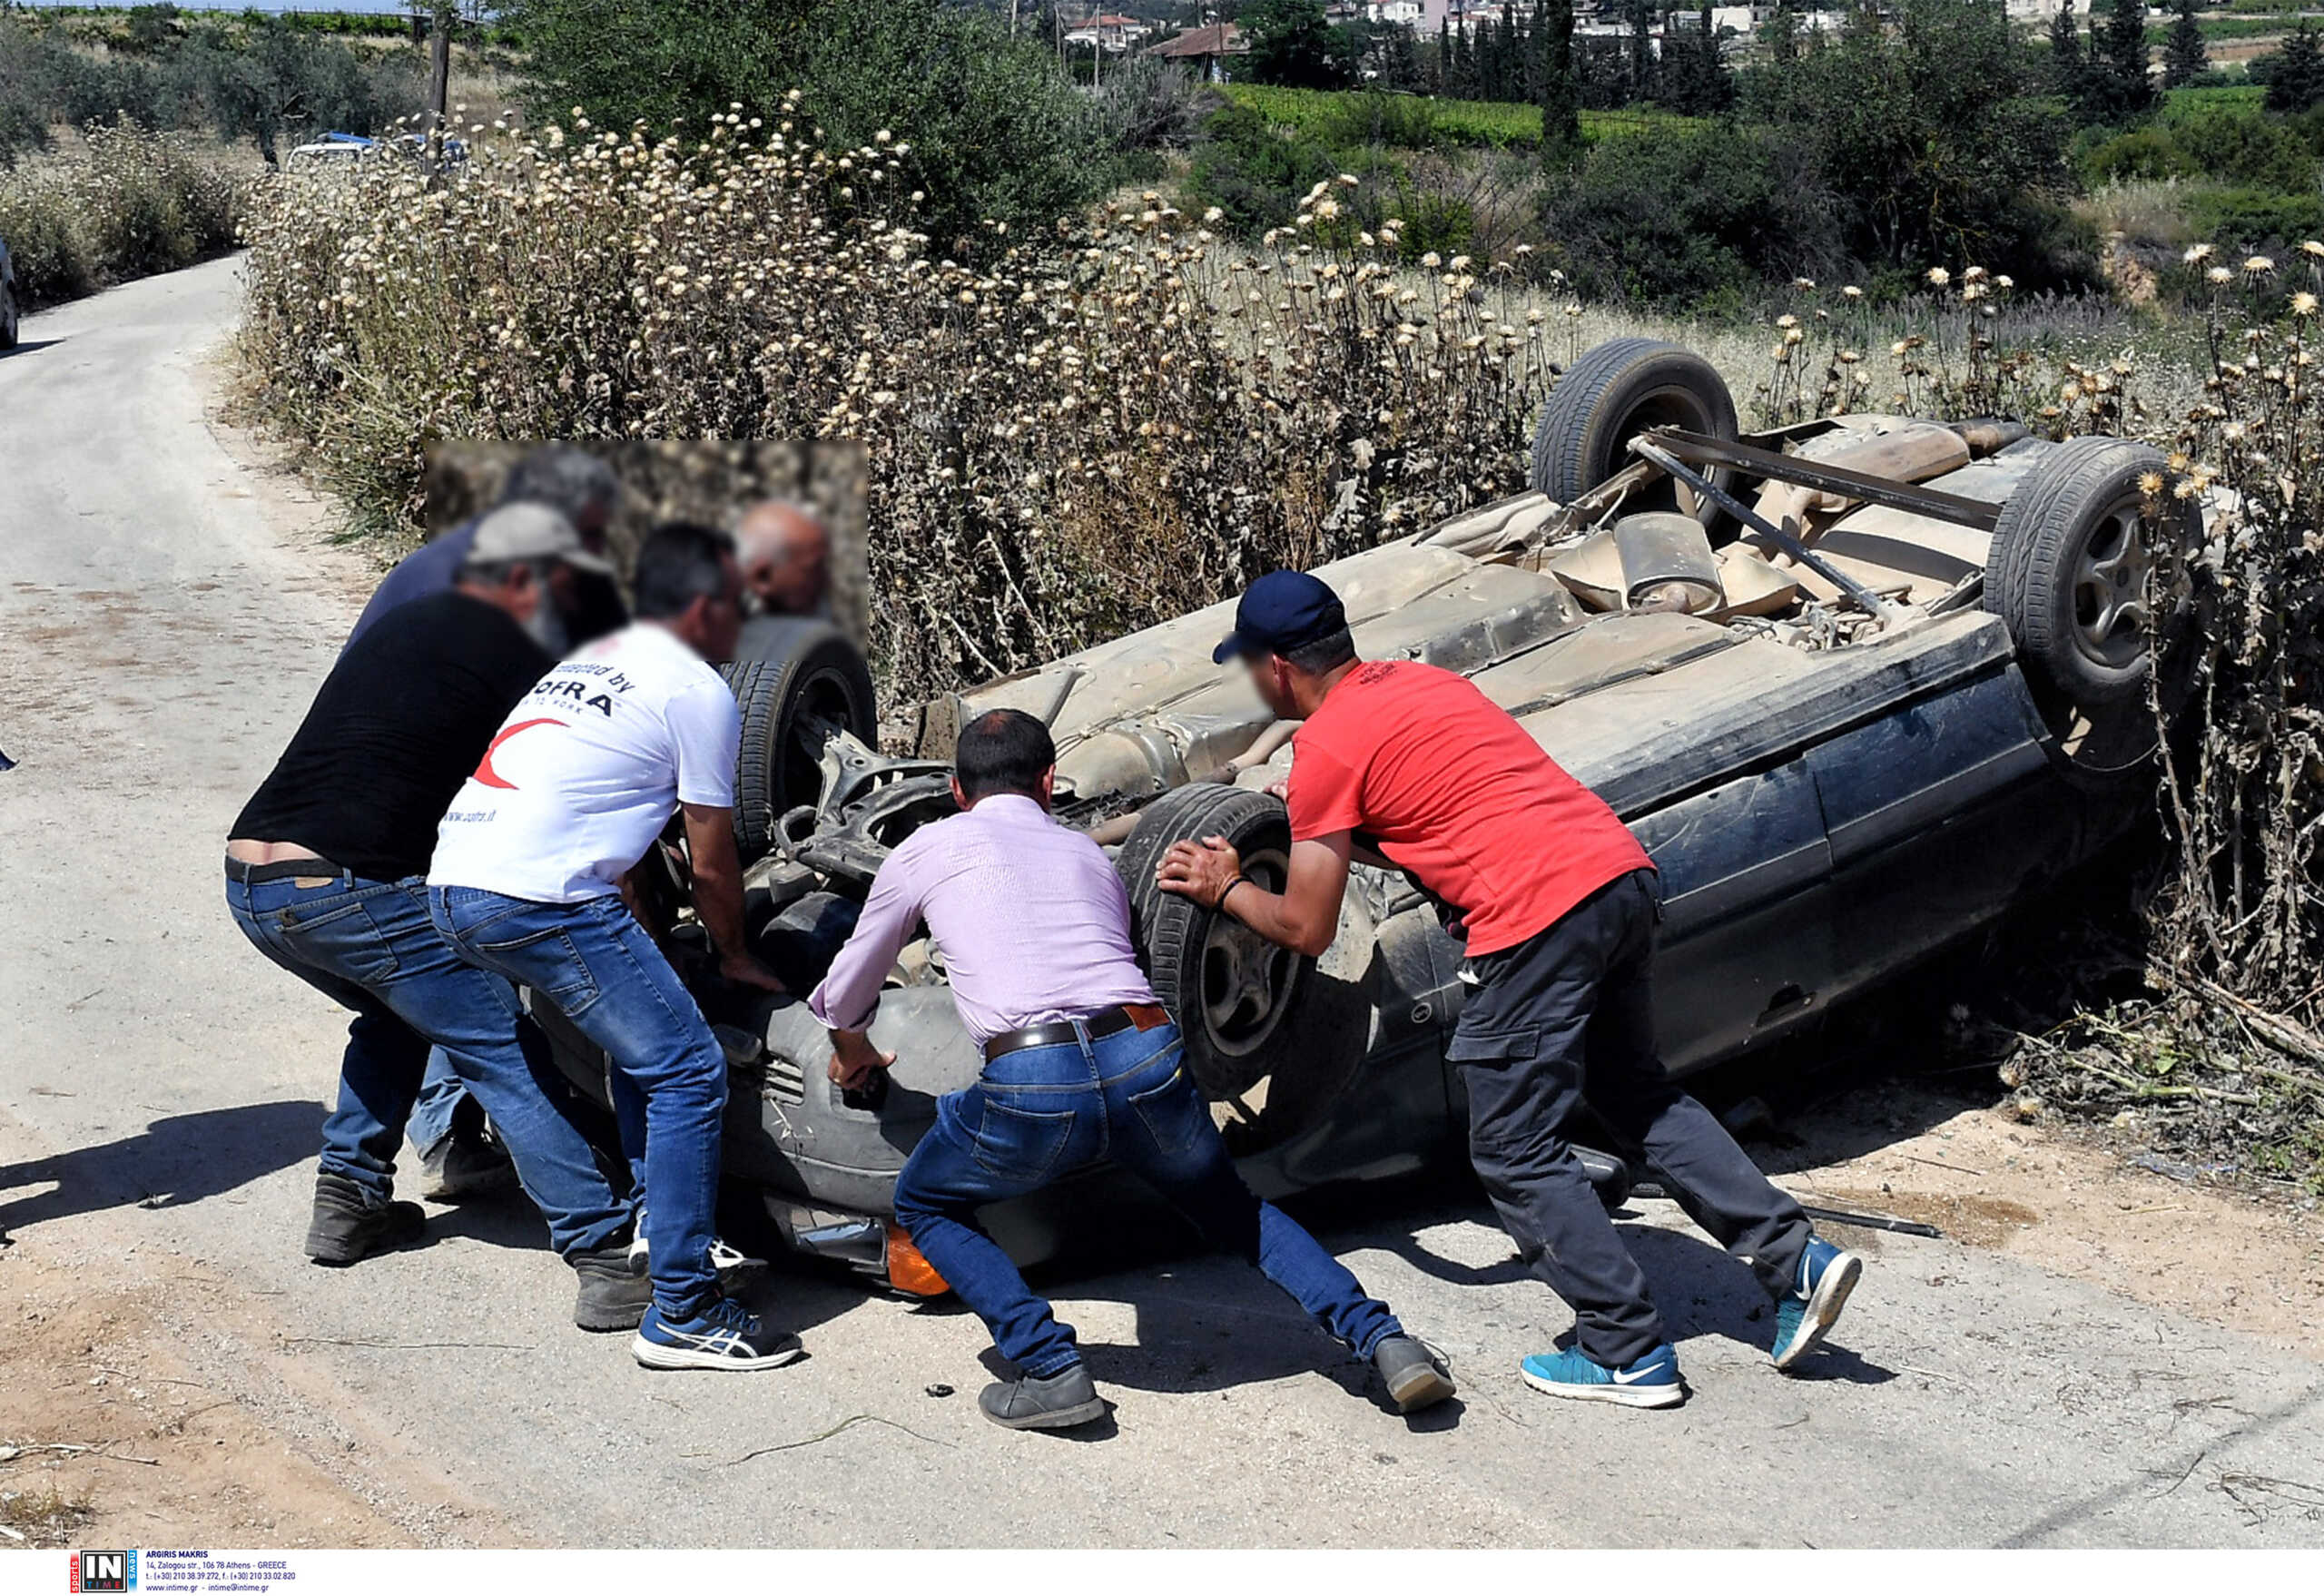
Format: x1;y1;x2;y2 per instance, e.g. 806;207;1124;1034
983;1003;1172;1062
223;853;350;884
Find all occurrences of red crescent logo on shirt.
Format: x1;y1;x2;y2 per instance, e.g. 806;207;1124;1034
472;718;563;790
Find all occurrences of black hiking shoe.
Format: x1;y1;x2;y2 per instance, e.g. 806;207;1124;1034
417;1125;518;1203
303;1172;423;1266
979;1364;1108;1431
572;1242;655;1333
1374;1335;1457;1413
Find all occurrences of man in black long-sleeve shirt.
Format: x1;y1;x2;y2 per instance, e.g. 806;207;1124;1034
226;506;650;1333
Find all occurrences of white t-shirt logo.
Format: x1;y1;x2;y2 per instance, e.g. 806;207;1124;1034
428;624;743;904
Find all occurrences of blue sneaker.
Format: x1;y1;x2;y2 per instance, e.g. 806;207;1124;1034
1519;1343;1684;1408
1772;1236;1864;1371
632;1296;804;1372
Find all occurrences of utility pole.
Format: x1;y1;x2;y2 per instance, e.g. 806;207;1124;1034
426;3;454;182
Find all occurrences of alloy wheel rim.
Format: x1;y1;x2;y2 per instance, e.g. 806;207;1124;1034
2071;500;2153;672
1200;845;1302;1059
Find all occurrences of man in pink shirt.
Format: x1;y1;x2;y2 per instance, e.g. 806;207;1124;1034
811;709;1453;1430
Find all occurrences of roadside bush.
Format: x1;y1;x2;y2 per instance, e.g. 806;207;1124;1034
1536;121;1845;308
238;104;1556;703
499;0;1111;247
0;14;420;165
0;119;243;310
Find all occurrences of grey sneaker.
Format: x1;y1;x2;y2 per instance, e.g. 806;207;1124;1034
304;1172;423;1266
417;1127;517;1202
572;1242;655;1332
979;1364;1108;1430
1374;1335;1457;1413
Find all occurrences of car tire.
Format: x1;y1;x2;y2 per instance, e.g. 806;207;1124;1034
1984;437;2193;779
1114;783;1325;1101
1531;338;1738;517
720;617;877;862
0;281;18;350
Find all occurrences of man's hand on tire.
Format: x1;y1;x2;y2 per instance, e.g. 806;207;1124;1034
1157;835;1243;909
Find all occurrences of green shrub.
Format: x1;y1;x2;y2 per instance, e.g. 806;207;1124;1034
794;1;1112;249
1184;99;1344;236
1744;0;2082;287
2079;125;2199;183
2079;105;2318;188
1315;89;1444;150
2182;183;2324;243
501;0;1112;246
1536;120;1844;308
1216;82;1691;152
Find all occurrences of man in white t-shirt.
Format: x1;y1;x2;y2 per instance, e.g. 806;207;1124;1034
428;524;799;1373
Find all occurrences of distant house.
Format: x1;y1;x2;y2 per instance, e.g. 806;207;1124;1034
1065;13;1157;50
1144;22;1250;83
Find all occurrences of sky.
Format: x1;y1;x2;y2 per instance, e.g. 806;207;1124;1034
16;3;435;13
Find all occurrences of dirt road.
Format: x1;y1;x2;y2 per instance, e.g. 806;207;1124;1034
2;259;2320;1550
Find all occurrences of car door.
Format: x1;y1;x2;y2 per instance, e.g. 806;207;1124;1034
1802;659;2074;1004
1630;754;1839;1074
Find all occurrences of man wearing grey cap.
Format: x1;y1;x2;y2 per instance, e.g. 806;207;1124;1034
350;455;633;1199
225;504;654;1333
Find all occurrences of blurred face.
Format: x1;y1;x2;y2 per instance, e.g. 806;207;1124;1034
737;504;832;616
694;553;747;663
1245;654;1299;720
573;499;613;554
543;560;580;616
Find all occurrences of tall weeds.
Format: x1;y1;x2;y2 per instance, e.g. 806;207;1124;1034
238;107;1555;699
0;120;245;309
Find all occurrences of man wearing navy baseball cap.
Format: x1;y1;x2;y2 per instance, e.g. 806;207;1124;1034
1163;568;1866;1409
1209;568;1348;664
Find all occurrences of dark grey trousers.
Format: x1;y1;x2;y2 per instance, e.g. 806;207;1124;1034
1451;867;1810;1368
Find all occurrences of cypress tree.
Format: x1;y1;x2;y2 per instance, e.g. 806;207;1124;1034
2102;0;2156;117
2266;19;2324;112
1764;0;1799;65
1628;0;1653;103
2162;0;2208;87
2048;3;2084;100
1541;0;1581;156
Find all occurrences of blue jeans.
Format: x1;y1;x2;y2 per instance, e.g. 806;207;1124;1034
407;1049;468;1154
893;1020;1403;1379
225;870;629;1256
430;886;725;1318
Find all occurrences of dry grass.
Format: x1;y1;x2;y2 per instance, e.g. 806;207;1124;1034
0;120;246;310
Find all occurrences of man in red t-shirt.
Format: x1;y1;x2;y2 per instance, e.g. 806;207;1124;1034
1157;570;1866;1408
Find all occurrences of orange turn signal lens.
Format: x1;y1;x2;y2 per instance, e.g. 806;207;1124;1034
883;1222;950;1297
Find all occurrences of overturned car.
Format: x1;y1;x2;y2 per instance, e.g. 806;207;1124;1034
536;338;2199;1292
